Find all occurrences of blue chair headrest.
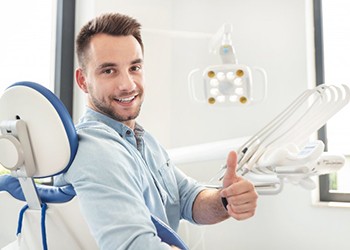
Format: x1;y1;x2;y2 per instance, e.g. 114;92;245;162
0;81;78;177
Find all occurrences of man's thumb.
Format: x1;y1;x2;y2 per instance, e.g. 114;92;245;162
223;151;238;186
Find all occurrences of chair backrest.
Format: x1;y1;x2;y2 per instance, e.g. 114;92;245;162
0;82;188;250
0;82;98;249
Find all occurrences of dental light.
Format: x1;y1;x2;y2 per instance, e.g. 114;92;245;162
168;84;350;194
188;24;267;106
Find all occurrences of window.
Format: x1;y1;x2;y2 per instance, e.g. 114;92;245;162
0;0;75;175
315;0;350;202
0;0;55;92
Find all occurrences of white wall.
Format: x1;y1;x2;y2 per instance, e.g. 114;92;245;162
74;0;350;249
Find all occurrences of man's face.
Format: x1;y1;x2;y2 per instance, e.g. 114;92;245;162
77;34;145;128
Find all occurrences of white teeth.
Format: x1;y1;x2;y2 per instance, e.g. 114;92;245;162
116;96;136;103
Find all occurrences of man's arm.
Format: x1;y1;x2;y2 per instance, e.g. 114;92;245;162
192;151;258;224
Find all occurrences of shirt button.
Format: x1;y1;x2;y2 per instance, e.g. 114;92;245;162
126;130;131;135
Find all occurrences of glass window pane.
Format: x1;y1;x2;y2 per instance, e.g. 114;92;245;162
322;0;350;193
0;0;55;93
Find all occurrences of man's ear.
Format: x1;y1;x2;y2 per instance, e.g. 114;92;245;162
76;68;88;93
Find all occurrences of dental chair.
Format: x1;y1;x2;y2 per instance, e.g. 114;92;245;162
0;82;187;250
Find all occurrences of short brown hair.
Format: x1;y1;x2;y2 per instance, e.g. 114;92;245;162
76;13;143;69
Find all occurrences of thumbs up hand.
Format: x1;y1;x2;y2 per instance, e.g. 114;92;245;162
220;151;258;220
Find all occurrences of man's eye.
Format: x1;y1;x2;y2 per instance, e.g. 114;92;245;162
104;69;114;74
130;65;141;72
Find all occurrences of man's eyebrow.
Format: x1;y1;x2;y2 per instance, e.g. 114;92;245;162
97;62;117;69
131;58;143;64
97;59;143;69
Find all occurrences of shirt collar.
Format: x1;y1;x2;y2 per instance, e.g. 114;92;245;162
81;107;145;138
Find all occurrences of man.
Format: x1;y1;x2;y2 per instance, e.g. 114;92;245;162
56;13;258;249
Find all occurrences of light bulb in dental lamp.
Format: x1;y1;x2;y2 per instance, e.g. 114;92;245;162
188;23;267;106
189;60;267;106
205;64;254;105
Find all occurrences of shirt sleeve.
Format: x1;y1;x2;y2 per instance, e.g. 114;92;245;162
173;164;207;224
62;127;172;250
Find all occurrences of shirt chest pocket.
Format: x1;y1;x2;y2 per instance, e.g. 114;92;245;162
158;161;179;204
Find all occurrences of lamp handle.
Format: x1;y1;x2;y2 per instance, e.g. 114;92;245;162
188;68;205;103
251;66;268;103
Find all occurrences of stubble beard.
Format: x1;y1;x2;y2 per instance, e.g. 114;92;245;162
90;94;142;123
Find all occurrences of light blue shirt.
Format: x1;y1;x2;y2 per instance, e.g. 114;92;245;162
55;108;205;249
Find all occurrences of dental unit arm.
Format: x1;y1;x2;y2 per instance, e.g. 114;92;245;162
169;84;350;195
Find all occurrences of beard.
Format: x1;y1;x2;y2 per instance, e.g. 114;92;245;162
90;94;142;123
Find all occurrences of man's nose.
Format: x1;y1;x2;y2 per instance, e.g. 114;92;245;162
117;71;136;92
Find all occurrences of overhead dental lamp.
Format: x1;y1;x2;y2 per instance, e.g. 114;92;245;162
189;24;267;106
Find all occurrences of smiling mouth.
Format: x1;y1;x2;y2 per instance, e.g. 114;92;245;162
115;95;137;103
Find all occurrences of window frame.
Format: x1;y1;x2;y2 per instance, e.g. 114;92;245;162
315;0;350;203
54;0;76;116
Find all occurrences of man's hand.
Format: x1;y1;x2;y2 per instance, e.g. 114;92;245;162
220;151;258;220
